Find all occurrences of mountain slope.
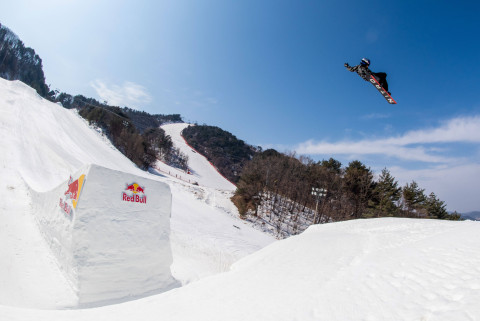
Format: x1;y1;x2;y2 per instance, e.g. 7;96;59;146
0;78;273;308
1;78;480;320
462;211;480;221
0;23;51;98
156;123;236;191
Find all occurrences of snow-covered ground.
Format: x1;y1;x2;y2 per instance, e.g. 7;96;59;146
1;78;480;320
0;78;273;308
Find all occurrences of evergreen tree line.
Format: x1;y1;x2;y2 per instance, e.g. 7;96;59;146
119;108;182;133
75;99;188;171
0;23;53;98
182;125;259;183
54;92;188;170
233;150;460;233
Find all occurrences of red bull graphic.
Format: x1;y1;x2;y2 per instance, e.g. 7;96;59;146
64;176;79;200
122;183;147;204
59;174;86;215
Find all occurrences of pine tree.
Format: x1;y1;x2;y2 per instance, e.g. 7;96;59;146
424;192;448;219
402;181;426;217
343;160;375;218
320;158;342;174
372;168;401;217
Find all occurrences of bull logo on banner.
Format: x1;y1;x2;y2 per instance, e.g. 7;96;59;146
60;174;86;215
122;183;147;204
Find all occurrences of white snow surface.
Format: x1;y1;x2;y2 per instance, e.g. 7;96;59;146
32;164;175;306
1;78;480;320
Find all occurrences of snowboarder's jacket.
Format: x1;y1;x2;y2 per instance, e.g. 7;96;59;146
345;62;390;92
345;63;371;81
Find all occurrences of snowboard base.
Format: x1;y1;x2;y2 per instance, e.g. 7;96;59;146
369;75;397;104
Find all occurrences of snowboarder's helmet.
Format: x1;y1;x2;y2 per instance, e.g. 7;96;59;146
361;58;370;66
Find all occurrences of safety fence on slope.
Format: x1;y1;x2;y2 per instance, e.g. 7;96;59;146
152;161;199;186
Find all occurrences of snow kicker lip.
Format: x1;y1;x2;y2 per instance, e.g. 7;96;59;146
34;164;173;305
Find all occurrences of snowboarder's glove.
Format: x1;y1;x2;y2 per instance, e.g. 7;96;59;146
344;63;350;68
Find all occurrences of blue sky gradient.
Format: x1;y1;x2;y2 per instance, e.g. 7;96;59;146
2;0;479;212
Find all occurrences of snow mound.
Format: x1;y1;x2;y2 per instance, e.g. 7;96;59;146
32;164;174;306
2;218;480;321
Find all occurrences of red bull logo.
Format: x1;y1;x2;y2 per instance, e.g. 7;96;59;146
64;176;79;200
122;183;147;204
59;174;86;215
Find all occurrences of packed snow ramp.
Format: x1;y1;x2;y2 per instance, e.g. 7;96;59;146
32;164;173;306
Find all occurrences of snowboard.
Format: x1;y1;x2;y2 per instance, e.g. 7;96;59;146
369;75;397;104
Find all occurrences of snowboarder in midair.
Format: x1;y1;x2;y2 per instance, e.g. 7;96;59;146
345;58;390;94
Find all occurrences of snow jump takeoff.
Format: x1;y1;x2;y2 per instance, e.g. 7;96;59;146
345;58;396;104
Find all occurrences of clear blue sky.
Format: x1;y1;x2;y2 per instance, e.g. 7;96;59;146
2;0;480;212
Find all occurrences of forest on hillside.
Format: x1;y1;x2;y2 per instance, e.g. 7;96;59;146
182;125;259;183
73;99;187;170
0;22;460;231
233;150;460;237
0;23;52;98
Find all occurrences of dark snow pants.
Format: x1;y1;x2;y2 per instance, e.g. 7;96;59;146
372;72;389;91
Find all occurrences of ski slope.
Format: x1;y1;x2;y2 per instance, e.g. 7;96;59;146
1;78;480;320
0;78;273;308
156;122;236;191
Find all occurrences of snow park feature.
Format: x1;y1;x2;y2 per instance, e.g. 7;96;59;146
1;77;480;320
31;163;174;306
0;78;273;311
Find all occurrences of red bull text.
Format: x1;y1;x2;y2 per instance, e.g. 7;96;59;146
59;198;73;215
122;183;147;204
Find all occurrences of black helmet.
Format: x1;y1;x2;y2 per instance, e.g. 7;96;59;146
361;58;370;66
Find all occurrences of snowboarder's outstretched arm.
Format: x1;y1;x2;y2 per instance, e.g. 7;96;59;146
344;63;358;72
345;62;371;81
